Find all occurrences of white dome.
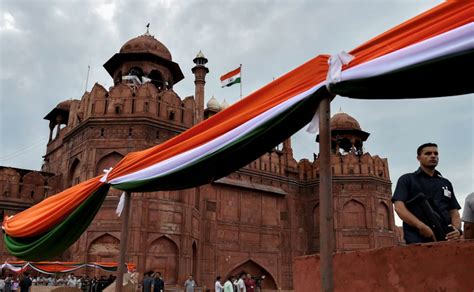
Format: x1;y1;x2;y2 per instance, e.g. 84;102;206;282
207;96;221;111
220;99;230;110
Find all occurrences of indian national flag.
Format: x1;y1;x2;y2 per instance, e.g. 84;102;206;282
220;67;241;87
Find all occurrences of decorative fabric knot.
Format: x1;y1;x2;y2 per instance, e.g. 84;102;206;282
326;51;354;87
99;167;113;183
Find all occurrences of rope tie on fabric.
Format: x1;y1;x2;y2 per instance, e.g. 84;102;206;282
99;167;114;183
99;167;126;217
2;215;13;230
325;51;354;89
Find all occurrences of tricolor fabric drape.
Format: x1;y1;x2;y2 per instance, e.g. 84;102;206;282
3;1;473;260
1;261;136;274
329;2;473;99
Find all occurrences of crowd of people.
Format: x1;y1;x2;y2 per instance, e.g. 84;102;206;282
214;273;265;292
0;272;33;292
140;271;265;292
141;271;164;292
0;272;116;292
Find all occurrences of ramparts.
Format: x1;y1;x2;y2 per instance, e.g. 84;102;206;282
294;240;474;291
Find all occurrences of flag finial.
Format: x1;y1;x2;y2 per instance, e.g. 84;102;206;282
145;23;150;35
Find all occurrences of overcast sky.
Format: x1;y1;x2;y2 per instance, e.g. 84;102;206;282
1;0;472;218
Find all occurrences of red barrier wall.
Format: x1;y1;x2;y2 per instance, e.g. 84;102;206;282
294;240;474;292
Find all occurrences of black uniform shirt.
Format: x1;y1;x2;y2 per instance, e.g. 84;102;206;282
392;168;461;243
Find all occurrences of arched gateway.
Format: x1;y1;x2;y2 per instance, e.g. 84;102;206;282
225;259;278;290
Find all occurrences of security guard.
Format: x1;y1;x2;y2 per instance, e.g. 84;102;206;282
392;143;462;243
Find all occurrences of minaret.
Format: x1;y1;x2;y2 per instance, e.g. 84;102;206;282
192;50;209;123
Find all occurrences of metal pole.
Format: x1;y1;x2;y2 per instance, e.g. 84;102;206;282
239;64;242;99
319;96;334;292
116;191;132;292
85;65;90;92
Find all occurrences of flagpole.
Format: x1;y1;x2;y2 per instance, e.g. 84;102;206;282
85;65;90;93
239;64;242;99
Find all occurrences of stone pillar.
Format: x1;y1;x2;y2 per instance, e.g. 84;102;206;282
191;51;209;124
49;121;55;142
55;115;63;138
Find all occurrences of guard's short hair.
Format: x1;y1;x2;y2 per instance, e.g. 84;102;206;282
417;143;438;155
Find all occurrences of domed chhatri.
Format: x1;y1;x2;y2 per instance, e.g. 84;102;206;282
207;96;221;111
317;112;370;155
120;34;172;61
330;112;361;131
104;31;184;87
55;100;72;111
220;99;230;110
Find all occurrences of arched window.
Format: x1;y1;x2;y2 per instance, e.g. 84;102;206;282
149;70;165;90
343;200;367;228
95;152;124;176
88;234;120;273
96;152;123;196
377;202;391;230
147;237;179;285
114;71;122;85
128;67;143;80
68;158;81;187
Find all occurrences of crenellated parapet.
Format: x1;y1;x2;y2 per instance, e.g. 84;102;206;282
324;152;390;179
42;78;196;174
0;167;62;209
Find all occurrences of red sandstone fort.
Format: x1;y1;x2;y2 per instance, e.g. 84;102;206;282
0;32;404;290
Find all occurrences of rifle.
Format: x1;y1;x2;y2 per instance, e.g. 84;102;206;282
405;192;453;241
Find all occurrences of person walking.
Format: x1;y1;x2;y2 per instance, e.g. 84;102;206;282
233;273;246;292
223;276;234;292
244;274;255;292
142;271;153;292
153;272;164;292
18;273;32;292
215;276;224;292
184;275;196;292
